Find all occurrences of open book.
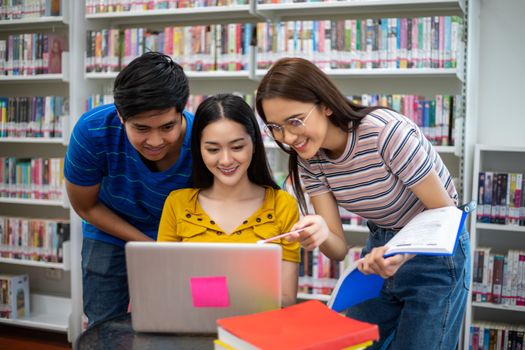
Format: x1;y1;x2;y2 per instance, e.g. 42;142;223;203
328;204;474;312
384;205;465;257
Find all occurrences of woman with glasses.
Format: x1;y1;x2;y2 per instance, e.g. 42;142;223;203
255;57;470;350
157;94;301;307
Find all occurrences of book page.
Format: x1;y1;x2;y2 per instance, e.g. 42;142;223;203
385;206;462;255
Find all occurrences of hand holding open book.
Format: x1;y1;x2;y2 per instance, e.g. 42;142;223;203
328;204;474;312
383;205;465;256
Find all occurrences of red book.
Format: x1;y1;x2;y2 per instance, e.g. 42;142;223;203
216;300;379;350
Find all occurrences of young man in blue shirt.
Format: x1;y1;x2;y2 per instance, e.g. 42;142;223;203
64;52;193;326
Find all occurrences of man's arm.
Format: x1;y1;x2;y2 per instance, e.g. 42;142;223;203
66;180;153;242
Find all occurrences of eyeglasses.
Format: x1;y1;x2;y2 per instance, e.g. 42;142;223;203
263;105;316;142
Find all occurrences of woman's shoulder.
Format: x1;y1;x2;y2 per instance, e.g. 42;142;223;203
362;108;412;126
167;188;199;201
268;187;298;205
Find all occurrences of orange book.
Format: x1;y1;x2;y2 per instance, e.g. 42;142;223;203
216;300;379;350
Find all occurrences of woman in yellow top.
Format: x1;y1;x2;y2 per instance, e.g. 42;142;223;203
157;94;301;306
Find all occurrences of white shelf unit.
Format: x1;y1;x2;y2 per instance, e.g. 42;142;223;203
0;241;71;270
256;0;465;19
256;67;463;80
85;70;252;80
297;292;330;302
0;293;71;332
472;301;525;313
0;197;68;207
463;144;525;347
0;0;78;343
85;5;255;24
0;16;68;31
0;258;66;270
0;73;67;82
0;137;65;145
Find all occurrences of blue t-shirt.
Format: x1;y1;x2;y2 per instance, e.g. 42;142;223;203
64;104;193;246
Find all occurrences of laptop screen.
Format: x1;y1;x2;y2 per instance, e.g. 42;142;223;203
125;242;282;333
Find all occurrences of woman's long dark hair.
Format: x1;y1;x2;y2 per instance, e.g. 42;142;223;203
192;93;279;190
255;57;382;213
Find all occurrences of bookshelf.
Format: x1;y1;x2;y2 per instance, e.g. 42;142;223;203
85;5;255;24
0;293;71;332
1;0;479;344
256;0;466;19
0;16;67;31
463;144;525;348
0;0;79;342
256;67;462;79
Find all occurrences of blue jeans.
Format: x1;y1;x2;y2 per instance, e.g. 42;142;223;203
347;222;471;350
81;238;129;327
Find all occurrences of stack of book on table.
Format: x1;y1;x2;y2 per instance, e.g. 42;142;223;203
214;300;379;350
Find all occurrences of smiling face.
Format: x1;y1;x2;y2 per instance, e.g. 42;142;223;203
200;118;254;188
120;107;184;168
261;97;333;160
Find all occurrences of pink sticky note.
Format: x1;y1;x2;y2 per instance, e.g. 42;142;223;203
190;276;230;308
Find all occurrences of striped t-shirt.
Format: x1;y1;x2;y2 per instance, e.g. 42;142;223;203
64;104;193;247
299;108;457;229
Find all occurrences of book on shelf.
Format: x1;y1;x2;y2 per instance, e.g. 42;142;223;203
472;248;525;306
328;204;473;312
45;0;61;16
46;34;66;74
477;171;525;226
0;0;60;20
470;322;525;350
0;33;67;76
347;94;459;147
215;300;379;350
256;16;463;71
0;217;70;263
0;274;29;320
0;96;65;139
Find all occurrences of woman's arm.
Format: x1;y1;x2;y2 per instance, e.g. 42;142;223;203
410;169;456;208
281;261;299;307
289;192;348;261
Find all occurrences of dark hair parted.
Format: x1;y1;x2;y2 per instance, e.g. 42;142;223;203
113;52;189;120
255;57;383;213
191;94;280;190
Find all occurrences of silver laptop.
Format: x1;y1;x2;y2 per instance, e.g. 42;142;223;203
125;242;282;333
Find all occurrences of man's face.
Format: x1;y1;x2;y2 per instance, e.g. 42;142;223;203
120;107;184;164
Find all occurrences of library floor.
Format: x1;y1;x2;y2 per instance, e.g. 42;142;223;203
0;325;71;350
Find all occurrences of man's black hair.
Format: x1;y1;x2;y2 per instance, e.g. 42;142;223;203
113;51;189;120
